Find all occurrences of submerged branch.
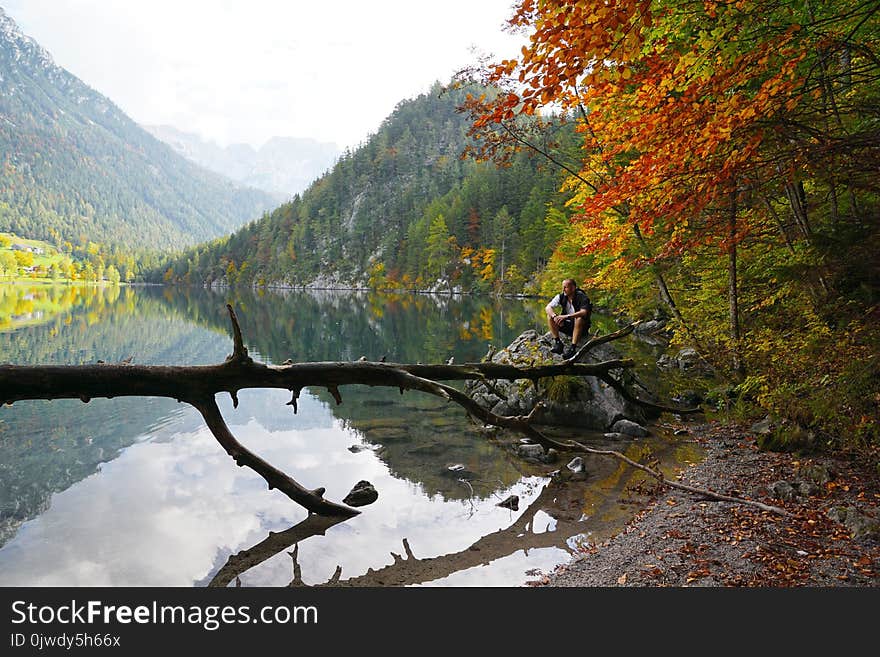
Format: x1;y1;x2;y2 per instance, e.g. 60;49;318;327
191;396;358;518
567;441;791;517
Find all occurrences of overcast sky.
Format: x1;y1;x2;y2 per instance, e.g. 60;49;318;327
3;0;522;150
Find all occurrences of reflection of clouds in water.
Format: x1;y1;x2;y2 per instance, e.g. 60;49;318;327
530;510;558;534
0;426;275;586
235;476;550;587
0;387;550;587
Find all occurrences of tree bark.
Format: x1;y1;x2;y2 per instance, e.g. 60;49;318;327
728;189;745;379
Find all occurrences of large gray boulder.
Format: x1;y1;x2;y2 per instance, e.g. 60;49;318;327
465;330;646;430
610;418;650;437
657;347;713;373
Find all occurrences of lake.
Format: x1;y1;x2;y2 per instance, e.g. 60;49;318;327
0;283;702;586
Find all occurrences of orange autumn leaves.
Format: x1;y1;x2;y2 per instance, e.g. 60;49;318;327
468;0;814;264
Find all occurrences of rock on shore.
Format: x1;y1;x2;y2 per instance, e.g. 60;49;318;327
465;329;648;431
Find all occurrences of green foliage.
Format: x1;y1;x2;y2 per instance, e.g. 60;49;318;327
756;425;822;455
0;231;147;282
542;375;584;403
425;214;455;282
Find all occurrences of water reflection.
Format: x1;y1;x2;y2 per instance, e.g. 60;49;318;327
209;458;672;588
0;284;703;586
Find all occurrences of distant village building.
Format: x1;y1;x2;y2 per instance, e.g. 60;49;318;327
9;243;42;254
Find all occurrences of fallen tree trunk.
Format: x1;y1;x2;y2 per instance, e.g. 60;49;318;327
1;305;781;521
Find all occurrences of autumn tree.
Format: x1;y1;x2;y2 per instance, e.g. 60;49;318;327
465;0;880;445
0;250;16;277
13;249;33;268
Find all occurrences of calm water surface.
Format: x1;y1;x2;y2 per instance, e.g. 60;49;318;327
0;284;701;586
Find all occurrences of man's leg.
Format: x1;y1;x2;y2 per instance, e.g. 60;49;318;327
571;316;587;346
563;317;588;359
549;315;569;354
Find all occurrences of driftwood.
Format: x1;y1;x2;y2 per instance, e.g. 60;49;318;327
0;304;785;519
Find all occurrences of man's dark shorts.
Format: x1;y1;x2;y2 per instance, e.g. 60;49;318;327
559;317;590;336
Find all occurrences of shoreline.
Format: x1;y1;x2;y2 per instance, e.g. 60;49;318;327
540;420;880;587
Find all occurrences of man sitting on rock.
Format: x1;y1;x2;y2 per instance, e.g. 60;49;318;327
545;278;592;359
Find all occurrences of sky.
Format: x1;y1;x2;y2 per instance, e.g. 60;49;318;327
3;0;523;150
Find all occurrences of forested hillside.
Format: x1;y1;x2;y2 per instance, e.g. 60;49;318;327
158;82;579;293
0;8;276;251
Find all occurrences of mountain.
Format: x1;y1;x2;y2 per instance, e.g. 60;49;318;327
160;82;579;292
143;125;340;200
0;8;277;251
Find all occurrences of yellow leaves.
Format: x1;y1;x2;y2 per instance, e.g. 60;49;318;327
698;30;715;51
674;51;698;76
586;5;609;24
619;29;644;61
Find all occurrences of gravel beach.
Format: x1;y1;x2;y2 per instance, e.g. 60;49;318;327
539;421;880;587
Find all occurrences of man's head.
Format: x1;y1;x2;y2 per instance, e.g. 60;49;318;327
562;278;576;296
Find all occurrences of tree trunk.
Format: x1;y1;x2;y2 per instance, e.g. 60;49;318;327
728;190;745;379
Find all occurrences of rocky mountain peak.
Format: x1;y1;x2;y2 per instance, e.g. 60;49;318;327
0;7;55;70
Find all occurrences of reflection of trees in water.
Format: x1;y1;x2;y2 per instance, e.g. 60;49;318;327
0;285;227;365
144;287;545;501
0;285;112;332
0;285;229;547
149;286;539;365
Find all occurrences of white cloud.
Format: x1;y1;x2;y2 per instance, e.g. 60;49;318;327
3;0;523;148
